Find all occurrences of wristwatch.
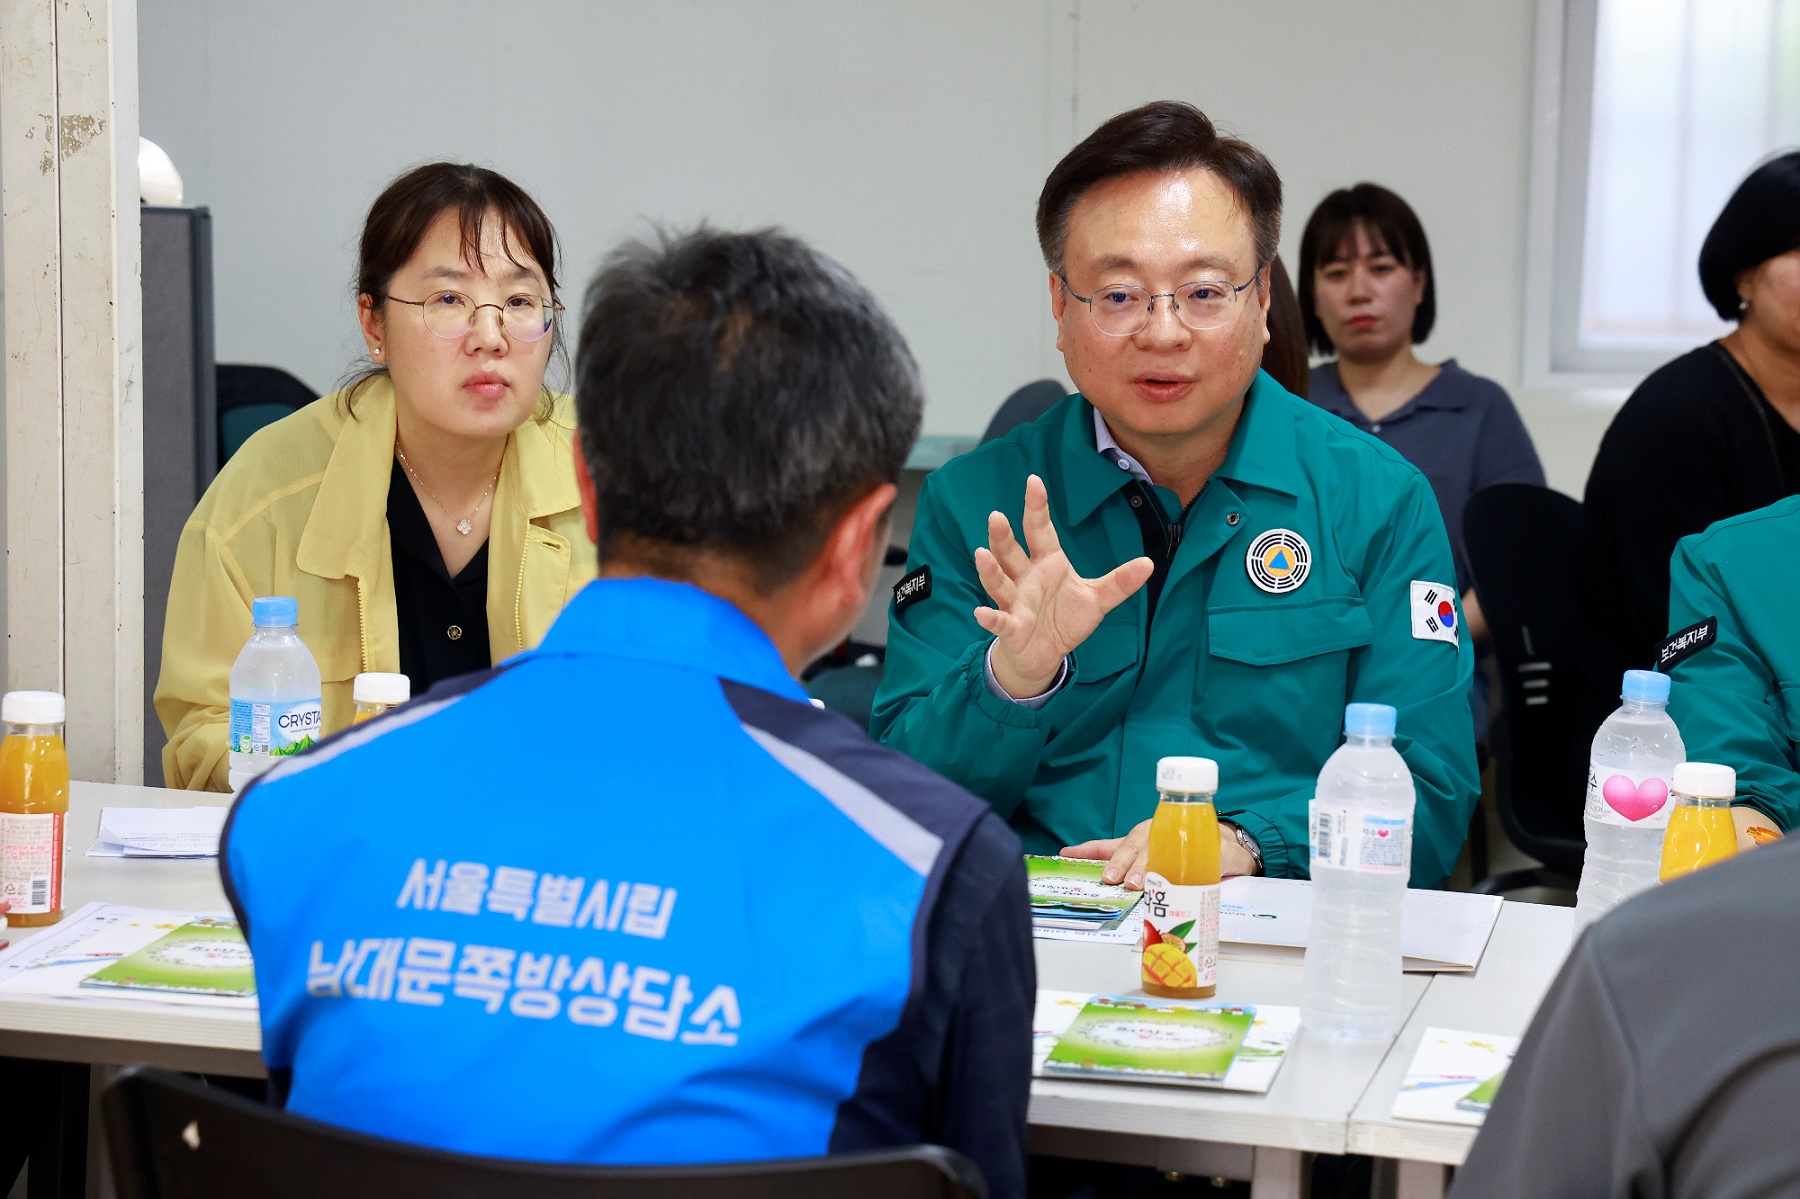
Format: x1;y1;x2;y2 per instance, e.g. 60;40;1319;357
1223;821;1264;875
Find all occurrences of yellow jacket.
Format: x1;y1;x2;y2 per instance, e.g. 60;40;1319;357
154;378;597;790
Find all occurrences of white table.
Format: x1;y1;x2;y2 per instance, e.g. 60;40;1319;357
0;783;1574;1199
1032;937;1428;1197
1347;901;1576;1198
0;781;256;1077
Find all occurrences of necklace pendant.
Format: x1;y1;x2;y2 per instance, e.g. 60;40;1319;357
456;519;473;536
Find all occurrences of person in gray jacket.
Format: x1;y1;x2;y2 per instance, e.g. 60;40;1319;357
1450;834;1800;1197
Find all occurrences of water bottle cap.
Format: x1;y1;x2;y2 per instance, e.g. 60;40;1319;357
1156;756;1218;794
353;672;410;705
2;690;64;725
251;596;299;628
1620;669;1670;703
1344;702;1397;737
1672;761;1734;799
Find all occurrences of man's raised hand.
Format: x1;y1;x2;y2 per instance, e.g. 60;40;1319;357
973;474;1154;697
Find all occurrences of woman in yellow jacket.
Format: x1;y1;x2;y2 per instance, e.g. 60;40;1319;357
155;163;596;790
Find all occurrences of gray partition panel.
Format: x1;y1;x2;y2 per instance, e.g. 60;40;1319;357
140;205;215;786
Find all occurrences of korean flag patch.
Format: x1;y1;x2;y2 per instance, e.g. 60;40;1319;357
1410;581;1460;646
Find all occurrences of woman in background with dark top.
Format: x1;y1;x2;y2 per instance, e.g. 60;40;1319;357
1262;255;1309;398
1581;151;1800;695
1299;183;1544;741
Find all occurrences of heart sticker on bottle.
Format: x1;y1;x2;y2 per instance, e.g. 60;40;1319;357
1602;775;1669;822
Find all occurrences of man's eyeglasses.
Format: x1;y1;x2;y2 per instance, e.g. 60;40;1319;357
1061;272;1261;337
384;291;562;342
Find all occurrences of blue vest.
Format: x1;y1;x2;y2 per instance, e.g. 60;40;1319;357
223;578;991;1164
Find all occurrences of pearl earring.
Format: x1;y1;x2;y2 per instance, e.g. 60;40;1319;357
374;347;382;356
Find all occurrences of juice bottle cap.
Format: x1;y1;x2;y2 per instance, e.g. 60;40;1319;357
1344;702;1397;737
1156;756;1218;794
251;596;299;628
1621;669;1671;703
353;672;410;705
1672;762;1735;799
2;690;65;725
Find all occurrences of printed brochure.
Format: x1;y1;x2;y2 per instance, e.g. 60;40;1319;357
80;917;255;998
1026;855;1142;931
1390;1027;1521;1126
1032;989;1298;1092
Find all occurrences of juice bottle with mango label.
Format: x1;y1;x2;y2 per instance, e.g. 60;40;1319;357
1141;756;1222;999
1660;762;1738;881
0;691;70;927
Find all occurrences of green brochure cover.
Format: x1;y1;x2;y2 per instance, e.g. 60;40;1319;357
1026;855;1142;923
1044;994;1255;1084
79;918;255;998
1456;1065;1508;1114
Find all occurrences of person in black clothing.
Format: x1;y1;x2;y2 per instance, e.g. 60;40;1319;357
1582;151;1800;697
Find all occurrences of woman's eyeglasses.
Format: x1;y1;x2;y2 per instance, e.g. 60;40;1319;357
383;291;562;342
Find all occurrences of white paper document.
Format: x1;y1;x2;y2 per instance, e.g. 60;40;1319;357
1218;876;1502;973
0;901;255;1009
1390;1027;1520;1126
87;806;228;858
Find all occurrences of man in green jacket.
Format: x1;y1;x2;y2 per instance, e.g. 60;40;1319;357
1666;494;1800;841
872;101;1479;886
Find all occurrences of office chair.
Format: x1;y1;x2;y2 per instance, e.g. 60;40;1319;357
980;379;1065;443
215;364;316;466
104;1065;987;1199
1462;483;1599;893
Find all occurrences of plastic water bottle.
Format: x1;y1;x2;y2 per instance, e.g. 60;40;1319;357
1574;669;1685;929
1300;703;1416;1041
228;596;323;791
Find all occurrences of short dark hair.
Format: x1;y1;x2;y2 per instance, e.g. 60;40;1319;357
344;162;565;416
1298;183;1436;356
1036;101;1283;278
576;227;922;590
1699;150;1800;321
1261;256;1309;398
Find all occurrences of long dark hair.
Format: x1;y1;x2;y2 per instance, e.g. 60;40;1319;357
342;162;565;418
1261;256;1309;397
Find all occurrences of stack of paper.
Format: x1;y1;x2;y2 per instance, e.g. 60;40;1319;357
1032;989;1298;1093
87;806;228;858
1026;855;1142;933
1219;876;1503;973
1390;1027;1520;1125
0;902;256;1009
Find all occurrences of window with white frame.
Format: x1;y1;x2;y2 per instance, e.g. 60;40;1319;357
1530;0;1800;383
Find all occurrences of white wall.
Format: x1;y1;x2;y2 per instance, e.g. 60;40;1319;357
139;0;1617;496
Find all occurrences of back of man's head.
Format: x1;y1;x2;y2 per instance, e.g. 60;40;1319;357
576;227;923;591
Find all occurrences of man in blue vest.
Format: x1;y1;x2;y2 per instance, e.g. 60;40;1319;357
222;228;1034;1197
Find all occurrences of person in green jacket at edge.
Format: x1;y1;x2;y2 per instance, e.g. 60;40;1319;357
1665;494;1800;847
872;101;1479;888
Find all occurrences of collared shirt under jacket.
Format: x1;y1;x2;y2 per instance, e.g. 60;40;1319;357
872;372;1480;886
154;378;596;790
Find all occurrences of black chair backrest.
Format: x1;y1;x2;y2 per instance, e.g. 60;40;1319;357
1463;483;1605;879
981;379;1065;443
215;364;317;467
103;1065;986;1199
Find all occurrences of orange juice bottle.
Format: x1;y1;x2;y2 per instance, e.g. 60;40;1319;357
352;672;410;724
0;691;70;927
1660;762;1738;881
1141;756;1222;999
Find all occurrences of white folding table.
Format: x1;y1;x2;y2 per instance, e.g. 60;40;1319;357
1346;901;1575;1198
0;782;1573;1199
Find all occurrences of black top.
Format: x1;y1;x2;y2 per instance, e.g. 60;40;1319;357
387;459;491;691
1581;342;1800;694
1449;834;1800;1198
